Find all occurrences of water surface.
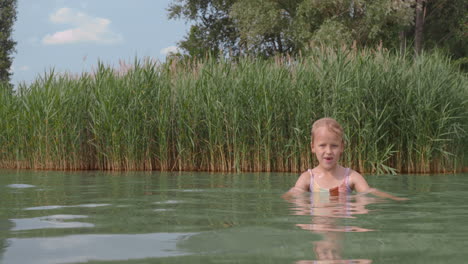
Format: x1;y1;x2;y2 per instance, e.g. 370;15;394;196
0;170;467;263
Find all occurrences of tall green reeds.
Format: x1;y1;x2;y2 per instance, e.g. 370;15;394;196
0;49;466;173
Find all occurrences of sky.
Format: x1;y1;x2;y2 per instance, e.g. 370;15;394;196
11;0;191;86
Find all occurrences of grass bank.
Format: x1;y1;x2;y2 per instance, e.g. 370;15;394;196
0;48;467;173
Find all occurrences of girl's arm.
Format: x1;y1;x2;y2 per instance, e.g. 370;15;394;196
282;171;310;199
367;188;409;201
351;171;408;201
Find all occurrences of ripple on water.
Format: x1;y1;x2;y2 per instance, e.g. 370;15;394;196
11;215;94;231
24;204;110;210
3;232;195;264
153;208;175;212
7;184;36;189
180;189;204;192
75;203;111;208
153;200;183;204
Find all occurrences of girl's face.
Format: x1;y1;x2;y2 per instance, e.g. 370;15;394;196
311;126;344;171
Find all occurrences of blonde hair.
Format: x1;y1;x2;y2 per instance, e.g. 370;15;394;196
311;117;344;143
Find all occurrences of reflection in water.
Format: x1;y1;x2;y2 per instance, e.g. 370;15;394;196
4;171;463;263
24;204;110;211
3;232;195;264
285;193;380;263
0;219;13;264
11;215;94;231
6;184;36;189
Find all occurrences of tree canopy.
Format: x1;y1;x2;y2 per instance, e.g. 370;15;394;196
168;0;467;61
0;0;17;89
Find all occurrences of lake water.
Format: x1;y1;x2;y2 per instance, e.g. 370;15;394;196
0;169;467;264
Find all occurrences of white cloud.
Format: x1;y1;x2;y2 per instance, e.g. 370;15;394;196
19;66;30;71
160;46;181;56
42;7;122;45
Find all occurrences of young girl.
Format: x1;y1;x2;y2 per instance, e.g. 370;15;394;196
284;117;406;201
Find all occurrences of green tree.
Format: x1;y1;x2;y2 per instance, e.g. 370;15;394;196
232;0;418;54
169;0;415;57
168;0;240;58
414;0;424;55
0;0;17;89
398;0;467;63
168;0;466;60
230;0;302;56
423;0;467;61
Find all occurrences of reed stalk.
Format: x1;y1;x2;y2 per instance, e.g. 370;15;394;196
0;48;466;173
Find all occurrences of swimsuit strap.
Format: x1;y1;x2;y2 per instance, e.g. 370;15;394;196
308;169;314;192
344;168;352;193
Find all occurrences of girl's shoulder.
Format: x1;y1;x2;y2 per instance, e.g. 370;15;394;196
294;170;312;191
347;168;361;177
348;169;365;179
347;169;370;192
298;169;312;182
